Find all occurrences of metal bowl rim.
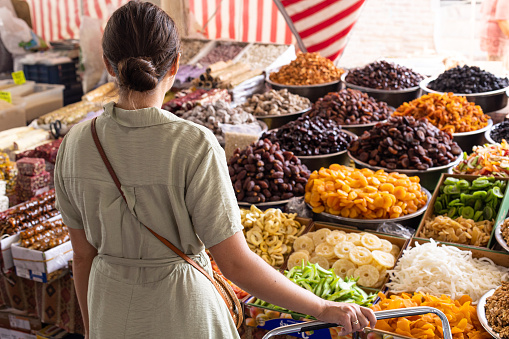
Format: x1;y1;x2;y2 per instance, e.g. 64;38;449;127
341;72;421;94
494;221;509;252
452;119;493;137
309;187;431;223
238;199;291;207
420;77;509;97
484;122;503;144
254;106;312;119
348;150;463;173
265;77;341;89
339;119;389;128
476;289;502;339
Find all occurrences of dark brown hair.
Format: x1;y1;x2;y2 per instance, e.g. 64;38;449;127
102;1;181;93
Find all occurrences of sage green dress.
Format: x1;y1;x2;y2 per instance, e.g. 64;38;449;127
54;102;243;338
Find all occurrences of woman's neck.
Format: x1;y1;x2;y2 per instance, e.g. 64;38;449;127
115;89;165;110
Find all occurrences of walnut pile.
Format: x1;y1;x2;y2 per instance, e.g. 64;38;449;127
501;218;509;245
485;281;509;339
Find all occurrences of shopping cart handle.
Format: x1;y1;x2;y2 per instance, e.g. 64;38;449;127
261;306;452;339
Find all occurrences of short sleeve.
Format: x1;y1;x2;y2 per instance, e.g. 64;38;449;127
54;137;84;230
185;145;243;248
495;0;509;21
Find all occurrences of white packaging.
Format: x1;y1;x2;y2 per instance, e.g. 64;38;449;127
0;195;8;212
0;180;5;196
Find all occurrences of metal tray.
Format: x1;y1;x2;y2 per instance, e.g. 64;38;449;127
266;78;342;103
477;289;502;339
255;107;311;130
452;119;493;153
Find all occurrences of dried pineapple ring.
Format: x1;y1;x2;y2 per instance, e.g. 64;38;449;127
247;230;263;246
333;241;356;259
371;262;385;272
326;231;346;246
375;268;387;287
346;268;356;278
266;221;279;234
349;246;373;266
345;233;362;246
361;233;382;250
390;244;400;257
293;236;315;253
372;250;396;269
332;259;356;279
315;243;335;259
379;239;393;253
287;251;309;270
354;265;379;287
310;256;330;270
295;249;310;257
312;228;332;246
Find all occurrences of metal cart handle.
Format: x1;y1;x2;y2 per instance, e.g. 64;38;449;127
261;306;452;339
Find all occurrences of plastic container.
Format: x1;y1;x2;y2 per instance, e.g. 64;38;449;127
0;80;36;96
12;84;64;122
23;62;77;86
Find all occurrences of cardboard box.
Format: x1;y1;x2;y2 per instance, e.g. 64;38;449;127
0;327;36;339
12;242;72;277
0;103;26;133
0;235;19;271
0;309;42;333
12;84;64;122
415;174;509;249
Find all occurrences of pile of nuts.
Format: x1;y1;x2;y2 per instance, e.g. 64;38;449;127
393;93;489;133
198;43;245;66
348;116;462;170
345;61;424;90
485;282;509;339
242;89;310;116
180;39;208;64
175;100;256;144
428;65;509;94
500;218;509;245
269;52;345;86
238;44;290;70
228;139;310;203
261;115;354;156
307;89;391;125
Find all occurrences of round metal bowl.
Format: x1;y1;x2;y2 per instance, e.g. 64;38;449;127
341;72;421;108
238;199;291;208
477;289;502;339
309;187;431;230
265;78;341;103
452;119;493;154
295;130;358;171
348;151;463;192
420;77;509;113
484;122;504;145
338;118;391;137
255;107;311;130
494;221;509;252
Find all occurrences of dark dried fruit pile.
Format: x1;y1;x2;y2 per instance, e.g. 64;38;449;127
228;139;310;203
428;65;509;94
307;89;391;125
348;116;462;170
261;115;354;156
345;61;424;90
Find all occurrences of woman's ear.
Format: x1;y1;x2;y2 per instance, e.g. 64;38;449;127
170;53;181;77
103;55;116;77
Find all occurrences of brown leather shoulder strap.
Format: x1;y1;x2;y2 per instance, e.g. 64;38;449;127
90;117;232;311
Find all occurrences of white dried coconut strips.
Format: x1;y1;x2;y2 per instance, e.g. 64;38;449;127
386;239;509;304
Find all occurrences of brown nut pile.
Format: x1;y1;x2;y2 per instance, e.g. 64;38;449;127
269;52;345;86
228;139;310;203
180;39;208;64
500;218;509;245
242;89;311;116
393;93;489;134
307;89;391;125
422;215;493;247
348;116;462;170
261;115;354;156
485;281;509;339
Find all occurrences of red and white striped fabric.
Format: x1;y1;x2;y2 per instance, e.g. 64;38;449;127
274;0;366;60
189;0;294;44
24;0;127;42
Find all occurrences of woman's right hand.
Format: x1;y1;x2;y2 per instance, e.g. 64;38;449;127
315;300;377;335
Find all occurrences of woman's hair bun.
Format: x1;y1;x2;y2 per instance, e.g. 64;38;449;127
117;57;159;92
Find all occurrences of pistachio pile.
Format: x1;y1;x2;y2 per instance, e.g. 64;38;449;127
242;89;311;116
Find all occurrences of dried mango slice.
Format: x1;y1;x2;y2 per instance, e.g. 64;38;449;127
333;241;356;259
349;246;373;265
361;233;382;250
332;259;356;279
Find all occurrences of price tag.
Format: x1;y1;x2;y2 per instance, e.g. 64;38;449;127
11;70;26;85
0;91;12;103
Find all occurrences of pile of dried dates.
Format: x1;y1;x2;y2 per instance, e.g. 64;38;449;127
261;115;354;156
307;89;391;125
345;61;424;90
228;139;310;203
348;116;462;170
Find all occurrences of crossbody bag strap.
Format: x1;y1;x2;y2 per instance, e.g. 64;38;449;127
90;117;232;310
